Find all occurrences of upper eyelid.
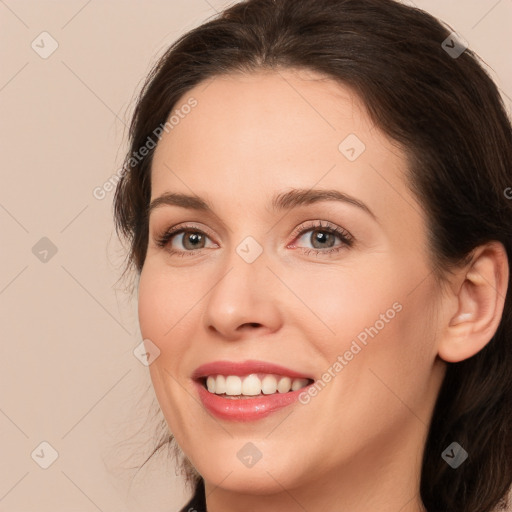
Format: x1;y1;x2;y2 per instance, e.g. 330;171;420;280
159;220;352;248
166;222;217;241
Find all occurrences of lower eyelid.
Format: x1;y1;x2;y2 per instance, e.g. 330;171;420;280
159;223;353;254
172;231;217;251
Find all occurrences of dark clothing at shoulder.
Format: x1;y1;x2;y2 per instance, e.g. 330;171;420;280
179;478;206;512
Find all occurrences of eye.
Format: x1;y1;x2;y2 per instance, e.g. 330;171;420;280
154;224;217;256
289;220;354;256
154;220;354;258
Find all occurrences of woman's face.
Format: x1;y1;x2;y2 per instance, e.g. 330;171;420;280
138;68;447;498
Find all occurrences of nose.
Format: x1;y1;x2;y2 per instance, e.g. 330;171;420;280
202;246;282;341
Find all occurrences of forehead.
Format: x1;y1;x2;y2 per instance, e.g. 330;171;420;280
153;68;374;177
150;68;422;227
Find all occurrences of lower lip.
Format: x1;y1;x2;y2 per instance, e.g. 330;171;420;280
194;380;310;422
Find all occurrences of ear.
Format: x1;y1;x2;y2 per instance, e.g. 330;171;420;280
438;241;509;363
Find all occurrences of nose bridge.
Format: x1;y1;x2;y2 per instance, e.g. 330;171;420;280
209;234;267;310
202;232;281;337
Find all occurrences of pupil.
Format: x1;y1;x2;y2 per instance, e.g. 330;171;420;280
184;232;203;249
313;230;333;248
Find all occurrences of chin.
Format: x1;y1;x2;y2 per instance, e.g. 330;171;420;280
183;436;315;494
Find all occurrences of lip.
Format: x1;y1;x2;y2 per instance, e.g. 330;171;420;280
192;359;314;380
194;380;313;422
192;360;314;422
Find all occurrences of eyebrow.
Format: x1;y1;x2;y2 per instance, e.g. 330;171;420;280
148;188;377;221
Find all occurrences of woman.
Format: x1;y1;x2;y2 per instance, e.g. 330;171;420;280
113;0;512;510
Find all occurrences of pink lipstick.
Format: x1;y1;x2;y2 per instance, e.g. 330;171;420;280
192;360;315;422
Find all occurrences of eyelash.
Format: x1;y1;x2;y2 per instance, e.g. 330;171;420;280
154;220;354;258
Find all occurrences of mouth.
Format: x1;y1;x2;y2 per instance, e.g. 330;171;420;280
198;373;314;398
192;360;316;421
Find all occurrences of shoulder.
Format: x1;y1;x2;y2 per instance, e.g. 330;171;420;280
178;478;206;512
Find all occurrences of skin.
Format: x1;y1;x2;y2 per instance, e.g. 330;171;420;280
137;68;508;512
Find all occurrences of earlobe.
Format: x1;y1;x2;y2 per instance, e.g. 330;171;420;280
438;242;509;363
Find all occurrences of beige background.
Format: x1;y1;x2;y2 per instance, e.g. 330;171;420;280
0;1;511;511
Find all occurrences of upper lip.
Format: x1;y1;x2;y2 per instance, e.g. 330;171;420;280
192;360;314;380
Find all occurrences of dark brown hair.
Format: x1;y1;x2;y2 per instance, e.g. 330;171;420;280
113;1;512;510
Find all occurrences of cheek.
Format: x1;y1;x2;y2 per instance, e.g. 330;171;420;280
339;275;439;420
137;262;203;346
289;260;405;356
137;265;200;428
298;257;436;401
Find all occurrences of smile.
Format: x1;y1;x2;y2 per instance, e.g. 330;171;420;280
204;373;311;397
192;360;315;421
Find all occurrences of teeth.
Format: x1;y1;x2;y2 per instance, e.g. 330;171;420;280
261;374;277;394
204;374;310;396
215;375;226;394
225;375;242;395
291;378;305;391
241;374;262;396
206;376;216;393
277;376;292;393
